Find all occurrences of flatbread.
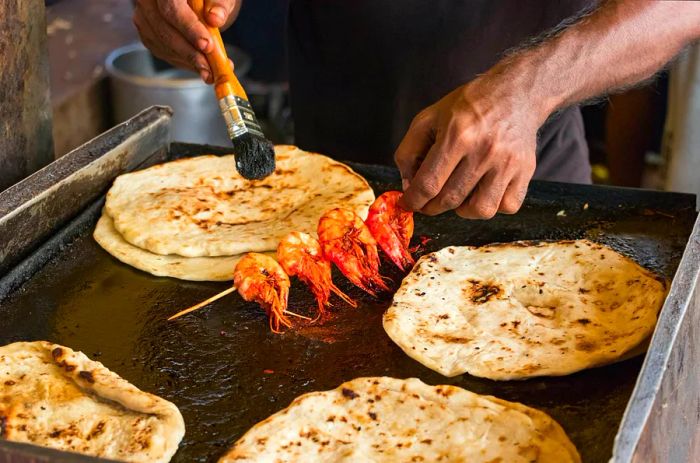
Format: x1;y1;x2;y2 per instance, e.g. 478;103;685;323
0;341;184;462
104;145;374;257
383;240;667;380
94;213;241;281
219;376;580;463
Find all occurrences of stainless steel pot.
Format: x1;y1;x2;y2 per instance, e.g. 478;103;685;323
105;42;251;145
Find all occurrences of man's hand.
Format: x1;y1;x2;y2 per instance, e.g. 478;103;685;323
133;0;240;83
396;0;700;219
395;73;542;219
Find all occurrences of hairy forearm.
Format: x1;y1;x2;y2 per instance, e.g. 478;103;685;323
492;0;700;124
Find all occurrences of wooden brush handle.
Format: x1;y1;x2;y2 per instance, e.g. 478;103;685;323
189;0;248;100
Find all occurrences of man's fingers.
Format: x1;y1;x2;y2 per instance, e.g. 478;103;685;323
394;109;435;191
400;119;483;212
134;10;179;65
157;0;212;53
399;140;464;212
455;169;511;220
498;174;530;214
499;152;535;214
204;0;237;28
420;159;484;216
142;2;209;74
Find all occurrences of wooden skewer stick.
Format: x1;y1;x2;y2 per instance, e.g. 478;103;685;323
168;286;312;324
284;310;313;321
168;286;237;321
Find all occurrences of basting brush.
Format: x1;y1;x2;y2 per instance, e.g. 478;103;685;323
189;0;276;180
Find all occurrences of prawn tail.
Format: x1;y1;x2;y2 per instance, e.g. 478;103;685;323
267;291;292;334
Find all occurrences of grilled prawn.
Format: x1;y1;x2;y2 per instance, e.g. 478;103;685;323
317;208;389;296
277;232;356;318
365;191;415;271
168;252;306;333
234;253;292;333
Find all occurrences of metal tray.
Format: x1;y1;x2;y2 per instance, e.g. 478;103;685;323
1;108;698;463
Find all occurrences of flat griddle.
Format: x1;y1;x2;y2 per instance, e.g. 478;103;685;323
1;108;698;463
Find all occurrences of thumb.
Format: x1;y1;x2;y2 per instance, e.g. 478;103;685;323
204;0;239;28
394;109;435;191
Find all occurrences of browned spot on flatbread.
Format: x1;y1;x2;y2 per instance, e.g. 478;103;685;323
434;334;471;344
79;371;95;384
526;305;556;319
88;421;106;440
274;168;298;175
575;340;597;352
342;388;359;399
51;347;63;360
434;387;454;397
52;348;79;373
517;364;542;374
464;279;501;304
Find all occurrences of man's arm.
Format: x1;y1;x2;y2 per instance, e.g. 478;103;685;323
396;0;700;219
132;0;241;83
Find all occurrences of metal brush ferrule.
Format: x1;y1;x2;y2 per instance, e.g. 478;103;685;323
218;95;265;139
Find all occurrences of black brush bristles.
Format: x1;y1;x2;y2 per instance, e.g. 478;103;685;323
218;93;276;180
231;132;276;180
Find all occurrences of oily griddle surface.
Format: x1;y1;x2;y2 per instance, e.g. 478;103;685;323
1;177;696;463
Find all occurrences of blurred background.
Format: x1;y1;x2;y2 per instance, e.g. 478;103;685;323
43;0;695;192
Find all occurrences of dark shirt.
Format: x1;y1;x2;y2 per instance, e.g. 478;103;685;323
287;0;593;183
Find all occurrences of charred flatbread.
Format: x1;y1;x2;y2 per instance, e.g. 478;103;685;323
219;376;580;462
0;341;184;462
383;240;667;379
104;145;374;257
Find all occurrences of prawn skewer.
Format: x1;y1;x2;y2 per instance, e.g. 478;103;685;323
277;232;356;319
365;191;415;271
168;253;306;333
317;208;389;296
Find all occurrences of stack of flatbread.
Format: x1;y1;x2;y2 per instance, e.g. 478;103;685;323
219;376;581;462
384;239;667;379
94;145;374;281
0;341;184;462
